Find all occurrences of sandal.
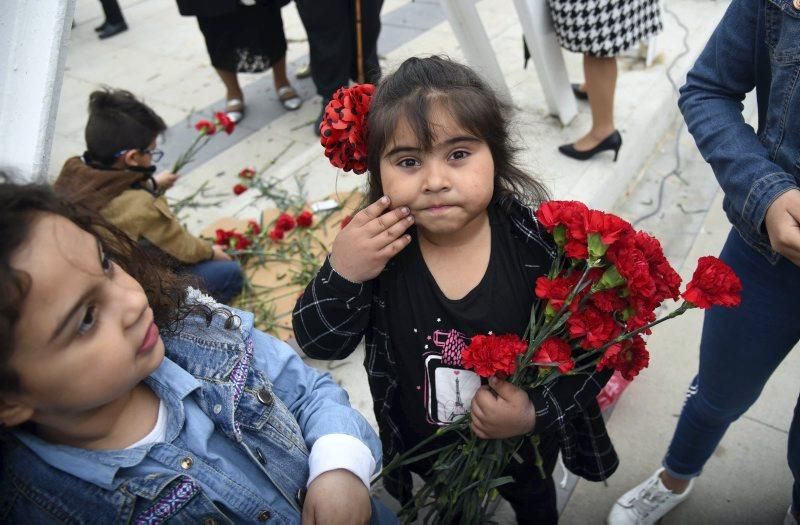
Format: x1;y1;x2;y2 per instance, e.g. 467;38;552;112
225;98;245;124
277;85;303;111
296;63;312;79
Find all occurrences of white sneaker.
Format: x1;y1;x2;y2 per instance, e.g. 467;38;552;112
607;468;694;525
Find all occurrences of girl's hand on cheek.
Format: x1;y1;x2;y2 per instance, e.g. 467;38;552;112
330;196;414;283
302;470;371;525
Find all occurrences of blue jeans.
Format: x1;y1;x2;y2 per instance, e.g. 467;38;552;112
370;497;399;524
186;260;244;304
663;229;800;509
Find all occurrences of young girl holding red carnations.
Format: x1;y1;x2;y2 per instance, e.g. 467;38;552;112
293;56;619;523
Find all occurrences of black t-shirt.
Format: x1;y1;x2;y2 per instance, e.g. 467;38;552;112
385;203;551;450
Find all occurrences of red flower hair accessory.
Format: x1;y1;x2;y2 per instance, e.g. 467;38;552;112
319;84;375;174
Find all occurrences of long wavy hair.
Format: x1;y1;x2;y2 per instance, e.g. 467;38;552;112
0;182;197;392
365;55;550;209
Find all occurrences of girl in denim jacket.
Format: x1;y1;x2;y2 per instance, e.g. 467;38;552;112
0;183;396;524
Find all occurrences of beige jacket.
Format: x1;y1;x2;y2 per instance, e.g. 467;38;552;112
100;190;213;264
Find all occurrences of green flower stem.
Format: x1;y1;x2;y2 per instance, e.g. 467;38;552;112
572;302;693;365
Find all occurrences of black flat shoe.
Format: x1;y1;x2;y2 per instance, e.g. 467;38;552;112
98;21;127;39
571;83;588;101
558;130;622;162
94;21;108;32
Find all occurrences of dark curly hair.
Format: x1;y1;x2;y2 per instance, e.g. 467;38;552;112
365;55;549;209
0;182;197;392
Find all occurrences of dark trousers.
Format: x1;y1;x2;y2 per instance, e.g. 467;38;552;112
294;0;383;99
185;260;244;305
410;431;559;524
496;431;559;525
663;228;800;512
99;0;125;24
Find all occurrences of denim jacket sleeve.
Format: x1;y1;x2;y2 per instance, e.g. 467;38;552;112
292;255;374;360
249;327;382;471
678;0;798;234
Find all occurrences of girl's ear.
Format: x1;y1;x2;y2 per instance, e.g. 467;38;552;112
0;395;34;427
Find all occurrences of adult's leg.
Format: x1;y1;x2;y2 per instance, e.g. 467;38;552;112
99;0;124;24
788;394;800;518
295;0;351;100
662;229;800;485
185;260;244;304
359;0;384;85
273;56;290;89
572;54;617;151
215;68;244;103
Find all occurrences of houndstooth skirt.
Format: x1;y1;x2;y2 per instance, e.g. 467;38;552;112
548;0;663;57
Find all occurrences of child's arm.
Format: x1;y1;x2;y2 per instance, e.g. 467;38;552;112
251;329;382;492
292;255;373;360
292;196;413;360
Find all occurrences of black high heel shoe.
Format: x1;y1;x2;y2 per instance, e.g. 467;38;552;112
571;83;588;101
558;130;622;162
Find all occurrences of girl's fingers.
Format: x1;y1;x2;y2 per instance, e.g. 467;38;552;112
376;234;412;260
353;196;392;227
470;401;486;424
377;214;414;248
365;206;412;237
470;421;488;440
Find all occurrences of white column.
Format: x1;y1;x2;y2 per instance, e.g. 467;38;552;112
438;0;513;104
439;0;576;126
512;0;577;125
0;0;75;183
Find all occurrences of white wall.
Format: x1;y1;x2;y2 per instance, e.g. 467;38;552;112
0;0;75;183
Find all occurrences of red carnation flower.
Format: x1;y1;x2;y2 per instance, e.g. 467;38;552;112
269;227;284;242
535;273;579;311
590;289;627;314
461;334;527;378
340;215;353;229
597;335;650;381
247;220;261;236
585;210;633;257
238;168;256;179
275;212;296;232
233;183;247;195
607;238;657;301
682;256;742;309
215;228;235;245
234;234;251;250
567;305;621;350
535;201;589;258
635;232;682;302
214;111;235;134
533;337;574;374
319;84;375;174
296;210;314;228
194;119;216;135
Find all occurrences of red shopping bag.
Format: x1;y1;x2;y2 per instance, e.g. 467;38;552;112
597;370;632;412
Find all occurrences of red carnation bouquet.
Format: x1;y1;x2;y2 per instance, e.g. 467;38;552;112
378;200;742;523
